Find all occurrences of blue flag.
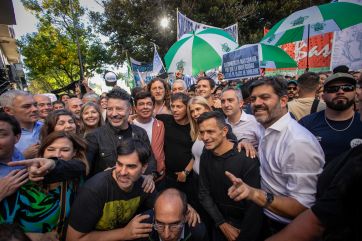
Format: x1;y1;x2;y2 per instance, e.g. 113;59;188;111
153;44;165;76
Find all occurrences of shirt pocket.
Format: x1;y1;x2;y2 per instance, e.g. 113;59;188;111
99;149;116;169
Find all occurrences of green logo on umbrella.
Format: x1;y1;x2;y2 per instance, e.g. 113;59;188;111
291;16;309;26
312;22;325;32
176;60;186;70
221;43;231;52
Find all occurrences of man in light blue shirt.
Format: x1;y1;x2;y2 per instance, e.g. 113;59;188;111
0;90;42;158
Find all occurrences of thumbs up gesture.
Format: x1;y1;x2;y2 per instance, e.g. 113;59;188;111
225;171;254;202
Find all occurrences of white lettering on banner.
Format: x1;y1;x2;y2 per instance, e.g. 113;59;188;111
290;39;332;62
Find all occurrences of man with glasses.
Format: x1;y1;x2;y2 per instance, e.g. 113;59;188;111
300;73;362;164
288;72;326;120
286;80;298;101
148;188;208;241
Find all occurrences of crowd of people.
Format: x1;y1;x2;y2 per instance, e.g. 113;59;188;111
0;65;361;241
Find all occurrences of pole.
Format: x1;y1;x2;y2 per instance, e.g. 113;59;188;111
176;8;179;40
69;0;84;85
306;24;310;72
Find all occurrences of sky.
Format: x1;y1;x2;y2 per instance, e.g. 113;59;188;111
12;0;104;39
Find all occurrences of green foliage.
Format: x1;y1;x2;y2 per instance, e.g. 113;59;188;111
90;0;330;63
20;0;112;93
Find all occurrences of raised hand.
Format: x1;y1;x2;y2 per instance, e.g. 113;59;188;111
123;214;153;239
225;171;253;202
8;158;56;182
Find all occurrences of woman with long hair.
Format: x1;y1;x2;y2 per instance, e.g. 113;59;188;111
147;77;171;115
40;109;78;141
1;132;88;241
79;102;103;137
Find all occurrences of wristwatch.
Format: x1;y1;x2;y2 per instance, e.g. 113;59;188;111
264;192;274;208
183;169;191;176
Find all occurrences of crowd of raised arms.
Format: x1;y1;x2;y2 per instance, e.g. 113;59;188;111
0;66;361;241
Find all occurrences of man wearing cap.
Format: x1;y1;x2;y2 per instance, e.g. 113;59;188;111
300;73;362;165
288;72;326;121
286;80;298;101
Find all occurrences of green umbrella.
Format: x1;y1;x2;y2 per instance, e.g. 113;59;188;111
237;43;297;69
165;28;238;76
261;2;362;46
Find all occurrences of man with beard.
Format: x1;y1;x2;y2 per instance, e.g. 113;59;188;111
300;73;362;165
226;77;324;239
66;97;83;119
86;88;156;180
286;80;298;101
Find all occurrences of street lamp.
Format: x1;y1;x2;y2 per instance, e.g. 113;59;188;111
160;17;169;29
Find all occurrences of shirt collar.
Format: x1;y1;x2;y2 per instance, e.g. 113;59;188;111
267;112;292;132
226;111;247;125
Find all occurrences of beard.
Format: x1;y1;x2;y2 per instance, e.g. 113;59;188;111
325;97;355;111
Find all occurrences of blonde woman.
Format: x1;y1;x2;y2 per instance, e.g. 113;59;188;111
80;102;103;137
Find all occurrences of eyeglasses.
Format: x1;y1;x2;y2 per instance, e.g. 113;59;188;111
153;221;184;232
324;85;355;93
287;87;297;91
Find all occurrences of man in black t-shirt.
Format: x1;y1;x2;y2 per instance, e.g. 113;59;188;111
67;138;155;241
300;73;362;165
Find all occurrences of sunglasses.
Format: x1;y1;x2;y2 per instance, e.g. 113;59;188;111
288;87;297;91
324;85;355;93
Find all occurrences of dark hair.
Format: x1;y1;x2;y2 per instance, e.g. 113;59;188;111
116;138;150;165
40;109;78;141
38;131;89;175
188;84;197;92
297;72;320;92
0;224;31;241
248;77;288;97
196;77;215;89
134;91;155;106
171;92;189;106
53;100;65;107
107;88;131;106
0;112;21;136
147;77;171;107
333;65;349;74
154;188;188;215
196;111;226;129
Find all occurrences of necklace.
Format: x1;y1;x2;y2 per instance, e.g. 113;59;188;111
324;112;355;132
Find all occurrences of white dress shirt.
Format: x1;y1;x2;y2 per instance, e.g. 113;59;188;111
258;112;325;223
226;111;261;147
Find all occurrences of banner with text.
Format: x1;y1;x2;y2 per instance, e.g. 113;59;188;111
222;45;260;79
177;10;238;43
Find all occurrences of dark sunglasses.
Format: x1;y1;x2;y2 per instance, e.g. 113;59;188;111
324;85;355;93
288;87;297;91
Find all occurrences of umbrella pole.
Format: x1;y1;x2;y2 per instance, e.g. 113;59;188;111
306;24;310;72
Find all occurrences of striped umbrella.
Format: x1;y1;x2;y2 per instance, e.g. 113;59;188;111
261;2;362;46
165;28;238;76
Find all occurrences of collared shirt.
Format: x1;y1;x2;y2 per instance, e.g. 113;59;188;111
258;112;325;223
15;121;43;153
0;148;25;177
226;111;261;147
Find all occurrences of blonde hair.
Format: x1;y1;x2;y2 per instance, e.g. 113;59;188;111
187;96;212;141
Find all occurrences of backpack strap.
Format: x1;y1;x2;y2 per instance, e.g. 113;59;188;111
311;98;320;114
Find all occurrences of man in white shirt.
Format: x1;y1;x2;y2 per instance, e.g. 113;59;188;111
133;91;165;181
226;77;325;239
220;87;260;147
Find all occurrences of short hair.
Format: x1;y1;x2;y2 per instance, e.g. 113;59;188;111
297;72;320;92
196;76;215;89
82;92;100;103
154;188;188;216
116;138;150;165
197;111;226;129
0;90;32;108
333;65;349;74
134;91;155;106
171;92;189;106
221;87;243;101
0;224;31;241
172;79;187;90
53;100;65;107
0;112;21;136
107;88;131;106
248;77;288;97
